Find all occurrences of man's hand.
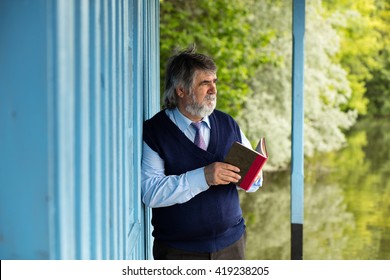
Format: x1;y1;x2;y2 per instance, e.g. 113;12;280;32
204;162;241;186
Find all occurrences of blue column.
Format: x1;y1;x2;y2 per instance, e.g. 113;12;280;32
291;0;305;260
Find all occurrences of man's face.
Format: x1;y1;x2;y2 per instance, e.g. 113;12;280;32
178;70;218;120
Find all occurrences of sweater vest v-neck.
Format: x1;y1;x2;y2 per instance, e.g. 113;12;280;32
143;109;244;253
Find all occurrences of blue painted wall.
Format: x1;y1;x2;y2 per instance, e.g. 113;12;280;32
0;0;159;260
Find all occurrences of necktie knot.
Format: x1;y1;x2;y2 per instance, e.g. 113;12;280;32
191;122;207;150
191;122;202;131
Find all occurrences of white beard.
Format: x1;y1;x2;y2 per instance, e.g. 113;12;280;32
185;93;216;118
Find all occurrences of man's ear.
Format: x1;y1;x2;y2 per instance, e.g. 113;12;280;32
176;87;185;98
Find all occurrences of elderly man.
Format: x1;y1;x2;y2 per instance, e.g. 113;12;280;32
141;46;262;260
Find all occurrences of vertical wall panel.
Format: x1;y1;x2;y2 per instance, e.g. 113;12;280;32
75;0;91;260
52;0;160;259
122;0;131;260
127;0;143;259
88;0;103;260
100;0;110;260
127;0;160;260
55;0;77;259
116;0;125;260
0;0;51;259
142;0;160;260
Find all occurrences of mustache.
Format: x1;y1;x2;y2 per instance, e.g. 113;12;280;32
205;94;216;101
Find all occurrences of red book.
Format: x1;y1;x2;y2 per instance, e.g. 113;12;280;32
224;138;268;190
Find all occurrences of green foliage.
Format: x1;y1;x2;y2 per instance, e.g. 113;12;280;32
364;1;390;117
323;0;390;116
365;55;390;117
237;0;357;170
160;0;275;117
160;0;390;171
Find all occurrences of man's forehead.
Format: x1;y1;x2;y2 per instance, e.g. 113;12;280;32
194;70;217;80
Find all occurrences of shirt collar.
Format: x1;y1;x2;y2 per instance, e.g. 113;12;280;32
173;107;211;131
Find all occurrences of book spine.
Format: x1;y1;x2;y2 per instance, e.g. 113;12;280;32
240;156;266;190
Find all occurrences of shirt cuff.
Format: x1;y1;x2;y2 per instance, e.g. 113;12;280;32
245;177;263;192
187;167;210;193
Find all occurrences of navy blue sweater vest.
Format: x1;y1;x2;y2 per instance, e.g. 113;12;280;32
143;109;245;253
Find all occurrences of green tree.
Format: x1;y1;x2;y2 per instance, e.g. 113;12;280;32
322;0;387;116
365;54;390;117
364;0;390;117
160;0;387;170
237;0;357;170
160;0;274;117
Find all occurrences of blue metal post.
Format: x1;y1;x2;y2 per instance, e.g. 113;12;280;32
291;0;305;260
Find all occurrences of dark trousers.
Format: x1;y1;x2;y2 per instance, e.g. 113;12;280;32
153;232;246;260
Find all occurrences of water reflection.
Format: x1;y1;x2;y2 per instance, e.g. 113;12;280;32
240;119;390;259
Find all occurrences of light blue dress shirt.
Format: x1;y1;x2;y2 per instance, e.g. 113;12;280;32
141;108;262;208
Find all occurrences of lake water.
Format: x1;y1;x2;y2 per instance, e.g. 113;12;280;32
240;119;390;259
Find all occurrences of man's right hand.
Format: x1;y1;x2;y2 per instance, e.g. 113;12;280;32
204;162;241;186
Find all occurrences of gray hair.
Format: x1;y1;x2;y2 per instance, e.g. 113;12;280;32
162;45;217;109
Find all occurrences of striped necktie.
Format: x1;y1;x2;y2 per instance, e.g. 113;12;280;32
191;122;207;150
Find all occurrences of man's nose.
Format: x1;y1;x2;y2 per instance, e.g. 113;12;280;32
209;83;217;94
